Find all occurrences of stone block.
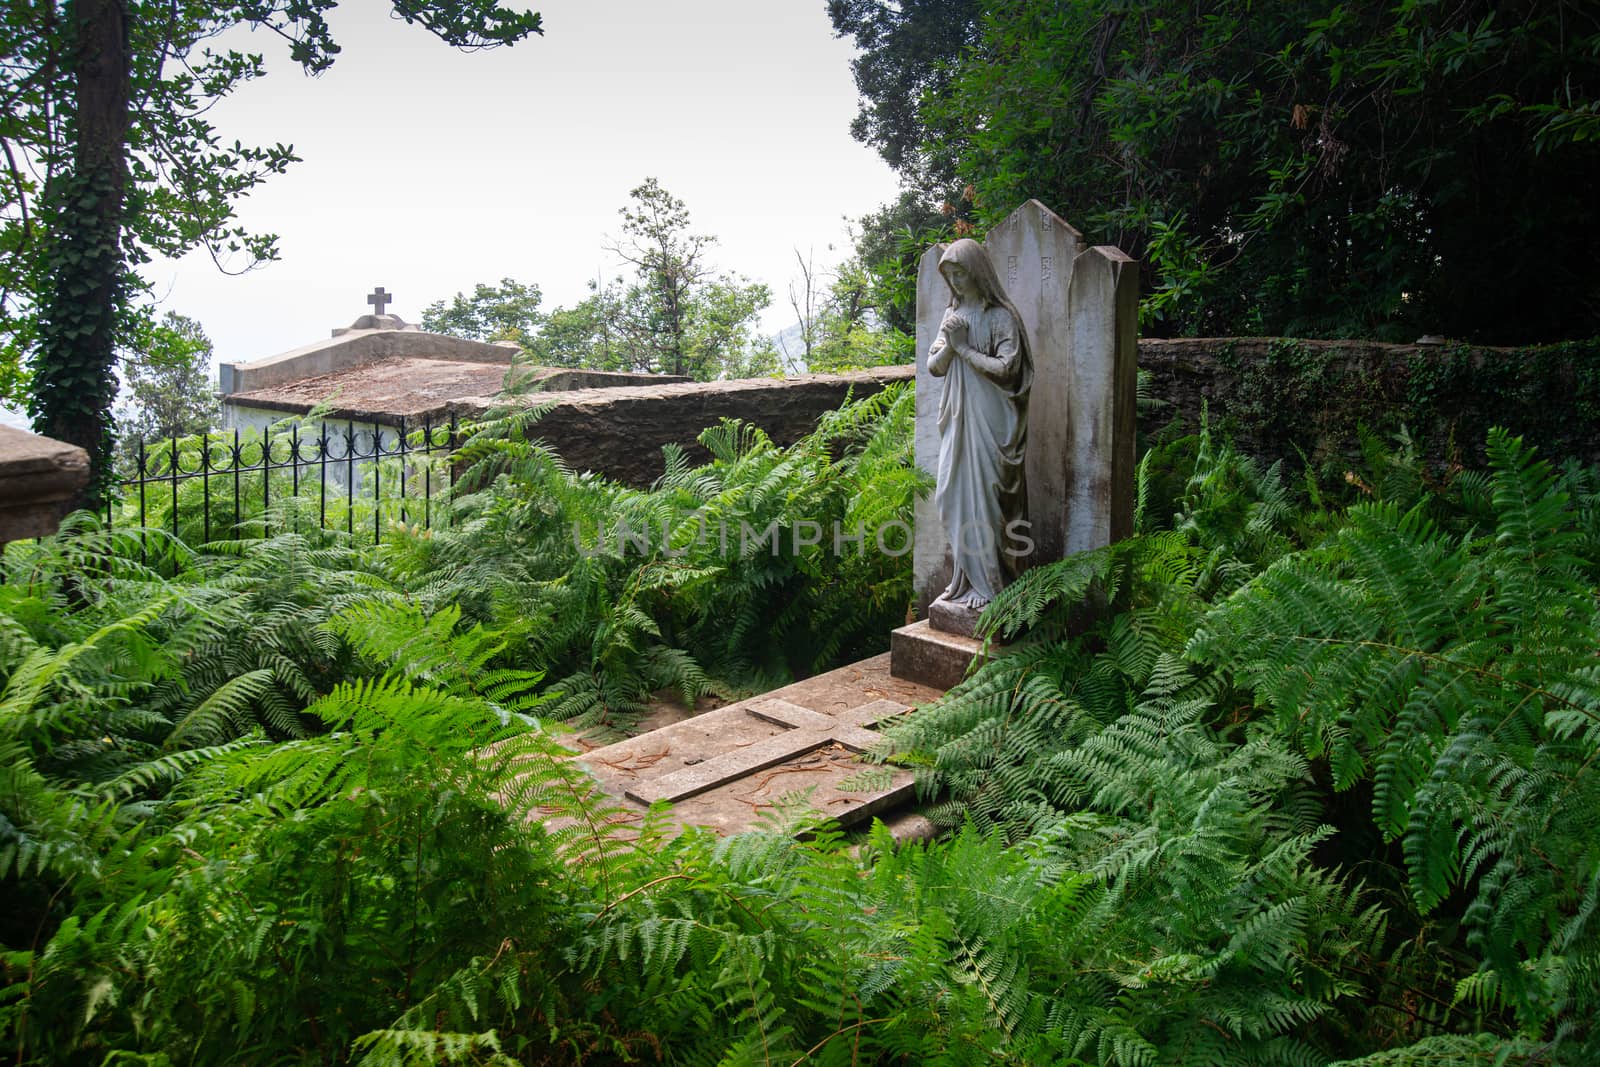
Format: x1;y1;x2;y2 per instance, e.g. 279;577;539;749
926;597;981;638
0;426;89;544
889;620;996;691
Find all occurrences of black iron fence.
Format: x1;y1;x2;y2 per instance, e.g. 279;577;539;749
112;415;460;546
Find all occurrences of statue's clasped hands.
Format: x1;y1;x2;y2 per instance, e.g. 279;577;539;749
938;309;970;355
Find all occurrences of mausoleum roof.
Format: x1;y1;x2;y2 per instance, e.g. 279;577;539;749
218;306;692;424
225;356;513;422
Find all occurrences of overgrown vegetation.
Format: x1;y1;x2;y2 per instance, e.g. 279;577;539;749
4;392;1598;1063
832;0;1600;343
5;0;545;500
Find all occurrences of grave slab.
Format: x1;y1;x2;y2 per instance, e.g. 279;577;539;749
572;653;941;837
626;698;906;806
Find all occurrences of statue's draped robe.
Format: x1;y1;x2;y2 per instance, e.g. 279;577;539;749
930;302;1030;606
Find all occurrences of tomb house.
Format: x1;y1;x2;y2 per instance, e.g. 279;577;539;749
221;289;679;439
218;290;690;489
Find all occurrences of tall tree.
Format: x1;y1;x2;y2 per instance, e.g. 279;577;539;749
835;0;1600;344
603;178;771;380
606;178;714;378
827;0;981;193
29;0;131;499
448;184;773;381
3;1;543;505
786;248;821;368
114;310;219;470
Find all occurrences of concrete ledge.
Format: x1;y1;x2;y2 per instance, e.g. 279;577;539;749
0;426;90;543
529;369;690;392
224;359;688;426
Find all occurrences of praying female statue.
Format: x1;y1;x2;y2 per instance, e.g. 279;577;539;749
927;238;1033;624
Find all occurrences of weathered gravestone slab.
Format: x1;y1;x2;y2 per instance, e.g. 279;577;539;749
911;200;1139;615
570;653;941;837
893;200;1137;687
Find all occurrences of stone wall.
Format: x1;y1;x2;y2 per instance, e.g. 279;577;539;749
481;366;913;486
214;336;1600;497
509;338;1600;488
1137;336;1600;472
459;338;1599;488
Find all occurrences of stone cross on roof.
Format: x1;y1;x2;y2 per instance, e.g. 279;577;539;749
366;287;393;316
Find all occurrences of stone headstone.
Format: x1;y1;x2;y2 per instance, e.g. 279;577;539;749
911;200;1138;621
892;200;1137;689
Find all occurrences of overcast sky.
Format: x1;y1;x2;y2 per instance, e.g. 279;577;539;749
138;0;902;371
0;2;904;431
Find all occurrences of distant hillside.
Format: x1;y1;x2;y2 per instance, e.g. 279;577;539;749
774;321;807;373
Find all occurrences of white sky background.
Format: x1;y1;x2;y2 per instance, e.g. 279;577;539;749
141;0;902;370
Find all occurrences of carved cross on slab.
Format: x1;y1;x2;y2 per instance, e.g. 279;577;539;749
625;697;908;807
367;286;393;316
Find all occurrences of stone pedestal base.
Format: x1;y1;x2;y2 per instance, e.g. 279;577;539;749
927;596;983;638
889;620;999;691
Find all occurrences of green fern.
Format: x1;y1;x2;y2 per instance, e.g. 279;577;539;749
1191;429;1600;1037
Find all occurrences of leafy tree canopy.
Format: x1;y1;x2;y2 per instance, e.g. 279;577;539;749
2;0;542;502
520;278;622;370
113;310;220;468
420;277;544;344
604;177;773;379
505;179;776;381
833;0;1600;344
826;0;981;189
521;269;778;382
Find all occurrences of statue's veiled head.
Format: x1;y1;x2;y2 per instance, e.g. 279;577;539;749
938;238;1010;310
